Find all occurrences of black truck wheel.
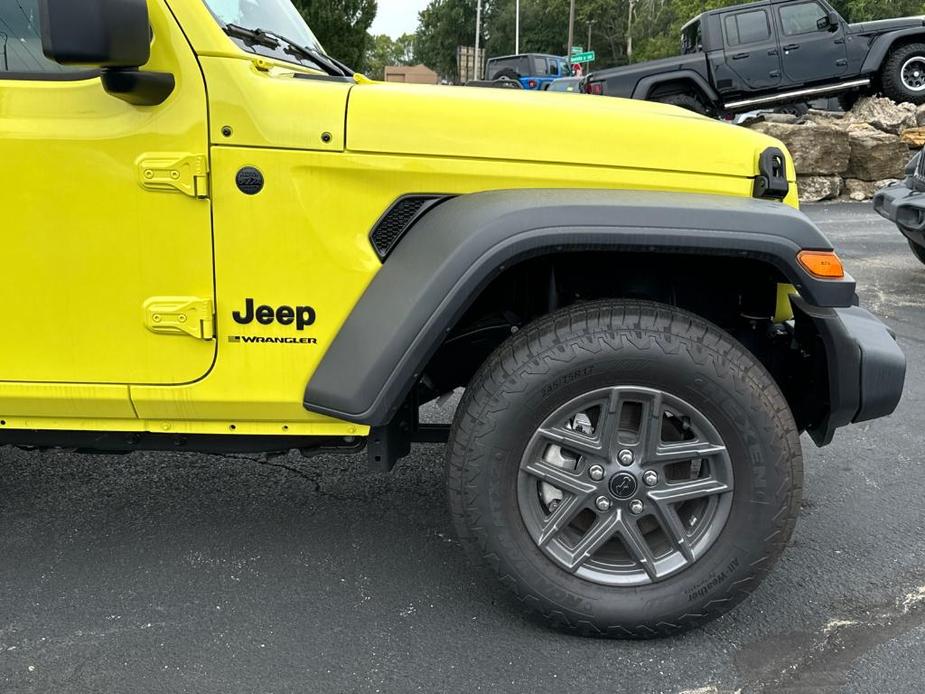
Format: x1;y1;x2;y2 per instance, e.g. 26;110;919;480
447;300;803;637
655;93;708;115
882;43;925;105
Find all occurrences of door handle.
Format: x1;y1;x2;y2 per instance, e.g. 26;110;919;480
768;49;779;56
783;44;800;51
732;52;750;60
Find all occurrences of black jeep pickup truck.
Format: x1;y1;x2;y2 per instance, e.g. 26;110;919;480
585;0;925;114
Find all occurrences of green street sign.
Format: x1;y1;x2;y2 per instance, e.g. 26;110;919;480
571;46;583;54
571;50;596;63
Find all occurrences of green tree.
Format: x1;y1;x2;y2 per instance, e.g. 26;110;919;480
364;32;416;79
292;0;378;69
415;0;480;81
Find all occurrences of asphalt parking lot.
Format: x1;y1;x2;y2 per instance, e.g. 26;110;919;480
1;202;923;694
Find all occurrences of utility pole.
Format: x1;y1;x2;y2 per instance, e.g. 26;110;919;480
515;0;520;54
475;0;482;80
567;0;576;72
588;20;594;52
627;0;634;62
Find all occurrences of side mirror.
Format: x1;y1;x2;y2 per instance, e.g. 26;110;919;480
39;0;150;67
817;12;839;31
38;0;174;106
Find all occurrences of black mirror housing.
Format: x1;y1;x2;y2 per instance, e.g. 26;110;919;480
39;0;150;68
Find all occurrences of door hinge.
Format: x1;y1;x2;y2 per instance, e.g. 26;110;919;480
137;153;210;198
144;297;215;340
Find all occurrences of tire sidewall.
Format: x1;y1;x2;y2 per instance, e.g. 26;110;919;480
453;304;799;630
884;44;925;104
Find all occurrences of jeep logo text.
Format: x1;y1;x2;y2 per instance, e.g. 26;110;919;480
232;298;316;330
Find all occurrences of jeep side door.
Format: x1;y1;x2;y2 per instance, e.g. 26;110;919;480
775;0;848;83
720;6;783;91
0;0;215;386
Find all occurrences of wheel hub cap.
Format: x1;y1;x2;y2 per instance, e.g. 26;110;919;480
517;386;735;587
608;472;638;500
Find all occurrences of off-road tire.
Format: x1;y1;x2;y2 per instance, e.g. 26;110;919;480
446;300;803;637
491;67;521;82
656;93;708;115
908;239;925;265
881;43;925;105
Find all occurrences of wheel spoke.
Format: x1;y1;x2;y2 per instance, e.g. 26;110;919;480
647;477;732;505
562;512;621;572
536;493;587;547
647;499;695;563
649;441;727;465
537;426;604;458
595;388;624;451
523;458;598;497
615;515;659;580
639;390;665;459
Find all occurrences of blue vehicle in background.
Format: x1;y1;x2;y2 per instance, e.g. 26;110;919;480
485;53;572;90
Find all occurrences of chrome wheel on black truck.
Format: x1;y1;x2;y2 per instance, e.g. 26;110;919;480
447;300;803;637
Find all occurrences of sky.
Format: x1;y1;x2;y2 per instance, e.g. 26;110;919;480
370;0;431;38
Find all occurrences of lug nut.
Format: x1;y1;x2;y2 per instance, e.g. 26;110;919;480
588;464;605;481
642;471;659;487
618;449;635;467
629;499;644;515
595;496;612;512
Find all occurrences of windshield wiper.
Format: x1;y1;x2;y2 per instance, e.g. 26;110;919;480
224;24;352;77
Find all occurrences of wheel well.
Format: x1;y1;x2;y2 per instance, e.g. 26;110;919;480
648;80;708;103
420;251;816;430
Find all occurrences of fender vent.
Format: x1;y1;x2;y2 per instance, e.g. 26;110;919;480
370;195;451;260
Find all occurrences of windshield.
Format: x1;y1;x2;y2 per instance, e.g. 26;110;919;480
203;0;323;53
486;56;532;79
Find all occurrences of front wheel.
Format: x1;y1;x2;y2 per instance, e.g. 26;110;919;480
447;300;803;637
881;43;925;105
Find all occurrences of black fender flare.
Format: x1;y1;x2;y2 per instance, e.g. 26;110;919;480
861;29;925;74
303;189;856;426
632;70;720;106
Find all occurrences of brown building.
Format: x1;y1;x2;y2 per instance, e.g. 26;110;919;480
383;64;439;85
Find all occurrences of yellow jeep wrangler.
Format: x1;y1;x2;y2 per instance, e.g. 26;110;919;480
1;0;905;637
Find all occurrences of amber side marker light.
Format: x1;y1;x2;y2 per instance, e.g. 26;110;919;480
798;250;845;279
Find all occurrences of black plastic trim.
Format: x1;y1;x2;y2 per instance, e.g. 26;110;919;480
861;28;925;73
102;69;175;106
369;194;454;260
292;73;356;84
793;297;905;446
633;70;720;104
753;147;790;201
304;189;857;426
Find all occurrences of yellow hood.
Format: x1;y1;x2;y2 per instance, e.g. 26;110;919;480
346;81;788;180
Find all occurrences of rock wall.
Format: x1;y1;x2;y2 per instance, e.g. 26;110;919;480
743;97;920;202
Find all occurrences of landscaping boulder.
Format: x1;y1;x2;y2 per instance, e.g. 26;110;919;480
848;96;916;135
901;126;925;149
846;127;912;181
797;175;843;202
749;121;850;175
916;103;925;127
843;178;899;202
